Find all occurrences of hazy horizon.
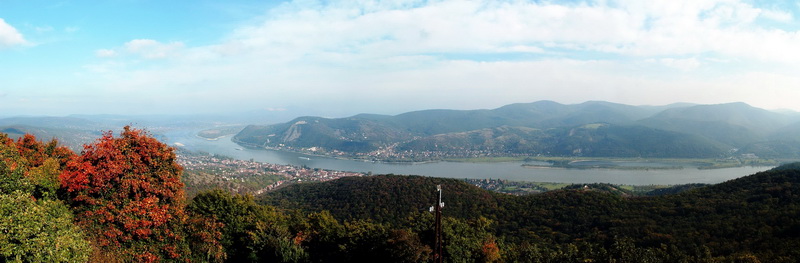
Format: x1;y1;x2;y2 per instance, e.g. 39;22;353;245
1;100;797;122
3;0;800;117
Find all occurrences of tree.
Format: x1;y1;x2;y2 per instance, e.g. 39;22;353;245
189;188;306;262
15;134;74;168
0;190;91;262
185;213;227;262
0;133;90;262
0;134;31;195
442;216;501;263
60;126;193;262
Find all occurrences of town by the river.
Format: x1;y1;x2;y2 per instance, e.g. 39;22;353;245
165;129;774;186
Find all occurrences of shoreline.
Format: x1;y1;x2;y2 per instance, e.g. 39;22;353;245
228;138;786;170
236;146;781;171
521;164;686;171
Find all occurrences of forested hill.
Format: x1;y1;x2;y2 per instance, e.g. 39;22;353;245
262;163;800;261
235;101;800;160
263;175;501;224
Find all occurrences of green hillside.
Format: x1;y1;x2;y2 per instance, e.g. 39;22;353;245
235;116;415;152
642;102;793;133
263;175;499;225
638;102;795;145
396;126;546;156
235;101;800;160
770;121;800;142
397;124;727;158
542;124;728;157
261;163;800;261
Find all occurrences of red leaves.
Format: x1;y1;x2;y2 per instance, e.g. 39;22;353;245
60;160;93;192
60;126;189;261
16;134;45;167
481;237;501;262
14;133;74;169
135;252;159;263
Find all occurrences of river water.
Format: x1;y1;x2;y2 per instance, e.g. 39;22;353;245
165;129;773;185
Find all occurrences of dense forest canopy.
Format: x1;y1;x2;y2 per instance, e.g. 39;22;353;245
262;167;800;262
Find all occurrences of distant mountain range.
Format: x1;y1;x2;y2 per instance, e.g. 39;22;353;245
2;101;798;159
0;108;303;150
0;114;239;150
234;101;800;159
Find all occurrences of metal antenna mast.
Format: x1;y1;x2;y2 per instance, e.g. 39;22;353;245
430;184;444;263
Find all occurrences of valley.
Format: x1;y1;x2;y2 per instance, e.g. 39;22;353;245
1;102;798;262
1;100;791;188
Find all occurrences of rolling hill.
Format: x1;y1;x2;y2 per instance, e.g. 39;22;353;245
235;101;800;160
395;124;727;158
261;163;800;261
0;125;104;151
637;102;797;146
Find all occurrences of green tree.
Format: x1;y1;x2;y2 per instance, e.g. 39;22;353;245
0;191;91;262
188;188;303;262
0;133;90;262
301;210;346;262
248;220;308;262
442;216;501;263
0;134;32;195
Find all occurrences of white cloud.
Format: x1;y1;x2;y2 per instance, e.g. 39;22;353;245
659;58;702;71
83;61;126;74
0;18;27;48
79;0;800;114
124;39;185;59
35;26;54;33
209;0;800;64
94;0;800;66
760;9;793;22
95;49;117;58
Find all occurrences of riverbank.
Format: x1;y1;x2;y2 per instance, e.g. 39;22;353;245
197;126;246;141
450;156;783;170
166;129;778;185
228;133;790;170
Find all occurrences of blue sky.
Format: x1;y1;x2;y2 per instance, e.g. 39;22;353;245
2;0;800;117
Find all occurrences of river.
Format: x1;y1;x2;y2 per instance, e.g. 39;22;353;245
165;129;773;185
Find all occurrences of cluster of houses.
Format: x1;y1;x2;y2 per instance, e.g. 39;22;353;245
177;152;365;194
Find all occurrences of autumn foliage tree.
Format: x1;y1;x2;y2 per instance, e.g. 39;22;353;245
60;126;222;262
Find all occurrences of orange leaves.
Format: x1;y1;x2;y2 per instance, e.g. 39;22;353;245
9;161;18;172
60;160;93;192
1;129;220;261
135;252;159;263
100;228;124;247
294;231;306;245
480;237;501;262
13;133;74;169
16;134;45;167
60;126;192;261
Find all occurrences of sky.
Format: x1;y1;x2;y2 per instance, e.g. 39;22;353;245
1;0;800;118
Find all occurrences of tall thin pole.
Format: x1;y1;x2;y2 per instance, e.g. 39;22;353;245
433;184;444;263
